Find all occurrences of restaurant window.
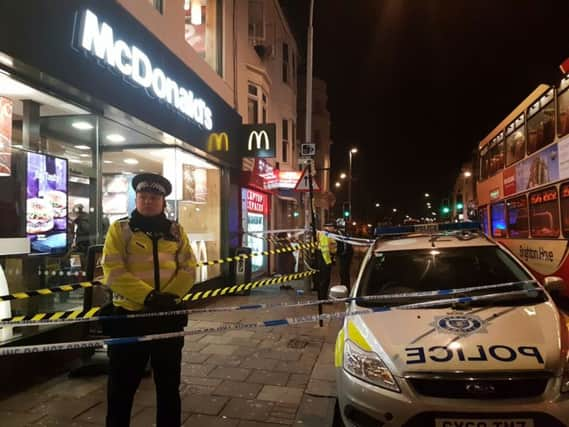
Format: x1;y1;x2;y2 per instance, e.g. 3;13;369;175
282;43;289;84
527;89;554;155
491;202;506;238
282;119;289;163
102;147;222;281
506;196;529;238
184;0;223;75
479;206;489;235
560;182;569;237
505;115;525;166
558;80;569;138
529;186;560;238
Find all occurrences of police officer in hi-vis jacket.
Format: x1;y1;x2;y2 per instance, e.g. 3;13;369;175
102;173;196;427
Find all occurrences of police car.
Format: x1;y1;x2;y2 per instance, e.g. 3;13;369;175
330;226;569;427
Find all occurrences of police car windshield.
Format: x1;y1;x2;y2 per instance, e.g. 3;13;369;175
358;246;543;307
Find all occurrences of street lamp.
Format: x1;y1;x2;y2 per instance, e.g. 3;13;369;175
392;208;397;213
463;171;472;178
340;172;347;179
425;193;430;198
348;147;358;222
375;202;380;208
335;182;341;188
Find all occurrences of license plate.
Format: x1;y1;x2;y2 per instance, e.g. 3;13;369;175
435;419;534;427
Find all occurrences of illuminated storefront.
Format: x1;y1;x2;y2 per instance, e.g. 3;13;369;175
0;0;243;371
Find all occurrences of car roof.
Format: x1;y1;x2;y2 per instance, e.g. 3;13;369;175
372;232;496;252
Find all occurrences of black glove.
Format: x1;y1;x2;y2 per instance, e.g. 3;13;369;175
144;290;180;311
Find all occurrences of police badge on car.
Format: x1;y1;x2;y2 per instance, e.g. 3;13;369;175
432;314;487;337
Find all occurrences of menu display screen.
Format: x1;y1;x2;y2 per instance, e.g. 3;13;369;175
26;152;68;254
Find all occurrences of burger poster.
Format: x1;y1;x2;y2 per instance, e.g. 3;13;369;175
0;97;12;177
26;152;68;253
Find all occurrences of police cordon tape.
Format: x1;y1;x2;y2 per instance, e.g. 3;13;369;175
0;270;317;324
0;287;543;356
323;232;374;247
5;243;317;302
0;280;538;327
245;232;306;245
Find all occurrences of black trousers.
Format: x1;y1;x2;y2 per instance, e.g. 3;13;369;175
339;254;353;288
105;308;187;427
317;254;332;300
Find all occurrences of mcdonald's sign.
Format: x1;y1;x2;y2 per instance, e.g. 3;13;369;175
241;124;276;158
207;132;229;152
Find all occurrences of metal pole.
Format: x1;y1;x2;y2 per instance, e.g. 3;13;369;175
348;150;352;223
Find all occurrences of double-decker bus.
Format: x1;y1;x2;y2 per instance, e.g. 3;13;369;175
476;77;569;295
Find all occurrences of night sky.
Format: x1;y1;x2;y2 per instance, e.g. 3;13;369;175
281;0;569;224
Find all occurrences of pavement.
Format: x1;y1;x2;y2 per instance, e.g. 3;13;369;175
0;269;351;427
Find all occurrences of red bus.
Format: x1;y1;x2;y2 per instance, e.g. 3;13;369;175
476;77;569;296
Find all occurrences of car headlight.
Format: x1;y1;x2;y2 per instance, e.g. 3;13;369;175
343;339;400;392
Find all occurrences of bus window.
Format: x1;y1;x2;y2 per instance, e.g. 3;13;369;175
491;202;507;238
558;86;569;138
479;206;489;235
506;196;529;238
528;100;554;155
560;183;569;237
530;187;560;238
488;140;504;176
480;148;489;180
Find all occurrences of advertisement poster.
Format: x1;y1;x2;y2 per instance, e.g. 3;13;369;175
0;97;12;177
515;144;559;193
26;152;68;253
183;164;207;203
558;136;569;180
503;167;516;196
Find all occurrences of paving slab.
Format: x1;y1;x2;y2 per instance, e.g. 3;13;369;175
182;394;229;415
183;413;239;427
257;385;303;405
247;370;289;386
181;362;216;377
209;366;252;381
220;398;274;422
201;344;240;355
2;411;48;427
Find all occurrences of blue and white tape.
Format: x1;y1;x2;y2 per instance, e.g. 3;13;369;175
0;287;543;356
0;280;538;327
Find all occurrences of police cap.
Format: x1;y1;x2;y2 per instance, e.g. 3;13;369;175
132;173;172;197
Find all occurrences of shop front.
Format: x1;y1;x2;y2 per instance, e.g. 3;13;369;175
0;0;243;384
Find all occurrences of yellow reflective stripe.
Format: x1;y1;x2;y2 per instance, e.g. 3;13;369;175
32;313;46;321
12;293;29;299
335;328;345;368
347;320;372;352
85;307;100;318
50;312;66;320
67;310;82;320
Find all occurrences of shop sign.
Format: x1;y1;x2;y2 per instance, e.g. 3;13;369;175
0;96;12;177
276;170;302;190
242;124;276;158
490;188;500;200
245;189;267;214
249;158;278;191
78;9;213;130
207;132;229;152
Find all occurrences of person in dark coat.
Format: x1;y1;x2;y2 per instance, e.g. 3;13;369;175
335;218;354;289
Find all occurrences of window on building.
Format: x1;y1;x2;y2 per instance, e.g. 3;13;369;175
248;83;267;124
506;196;529;238
184;0;223;75
561;182;569;237
149;0;164;13
292;121;296;153
282;43;289;84
491;202;506;238
282;119;289;163
248;0;265;45
292;53;296;87
529;187;560;238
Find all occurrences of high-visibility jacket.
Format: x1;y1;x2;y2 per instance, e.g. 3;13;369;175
102;218;196;311
317;231;337;265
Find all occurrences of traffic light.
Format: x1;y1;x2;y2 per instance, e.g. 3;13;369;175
456;194;464;211
442;206;450;214
456;203;464;210
293;211;300;218
342;202;350;218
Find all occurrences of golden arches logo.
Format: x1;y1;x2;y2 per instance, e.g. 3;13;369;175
207;132;229;152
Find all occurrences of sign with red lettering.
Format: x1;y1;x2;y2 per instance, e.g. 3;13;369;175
503;167;516;196
530;187;558;205
245;189;268;214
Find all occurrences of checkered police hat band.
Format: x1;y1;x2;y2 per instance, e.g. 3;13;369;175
136;181;166;195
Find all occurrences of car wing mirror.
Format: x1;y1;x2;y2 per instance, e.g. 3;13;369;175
329;285;348;300
544;276;565;293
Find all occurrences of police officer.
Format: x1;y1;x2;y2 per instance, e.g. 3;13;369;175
335;218;354;289
102;173;196;427
316;223;337;300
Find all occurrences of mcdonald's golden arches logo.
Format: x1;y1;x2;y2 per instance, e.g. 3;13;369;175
207;132;229;152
